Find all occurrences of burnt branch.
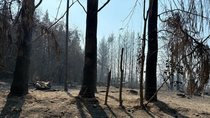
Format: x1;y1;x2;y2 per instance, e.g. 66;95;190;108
34;0;43;10
96;0;110;13
77;0;87;13
27;1;76;45
158;9;209;20
55;0;63;20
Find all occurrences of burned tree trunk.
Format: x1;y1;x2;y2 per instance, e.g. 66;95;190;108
145;0;158;101
104;70;111;105
79;0;98;98
64;0;69;91
78;0;110;98
119;48;124;106
10;0;35;96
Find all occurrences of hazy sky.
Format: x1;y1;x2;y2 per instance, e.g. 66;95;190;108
35;0;145;41
34;0;167;75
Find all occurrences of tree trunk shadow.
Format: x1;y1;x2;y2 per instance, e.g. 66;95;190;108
152;100;189;118
76;102;86;118
96;93;119;102
65;91;73;97
75;98;109;118
106;105;117;118
143;107;155;118
121;106;134;118
84;103;109;118
0;93;25;118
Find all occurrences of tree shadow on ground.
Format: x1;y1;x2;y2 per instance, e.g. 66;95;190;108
144;110;155;118
75;98;109;118
65;91;73;97
106;105;117;118
0;93;25;118
152;100;189;118
121;106;134;118
96;93;119;102
84;103;109;118
108;95;119;102
76;102;86;118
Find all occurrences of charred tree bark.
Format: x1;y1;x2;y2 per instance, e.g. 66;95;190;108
139;0;147;107
104;70;111;105
119;48;124;106
170;75;174;91
64;0;69;91
10;0;35;96
145;0;158;101
79;0;98;98
59;65;64;85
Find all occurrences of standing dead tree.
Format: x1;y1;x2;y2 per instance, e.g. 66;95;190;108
137;0;153;107
159;0;210;95
78;0;110;98
104;70;111;105
10;0;43;96
145;0;158;102
64;0;70;91
145;0;210;105
119;48;124;106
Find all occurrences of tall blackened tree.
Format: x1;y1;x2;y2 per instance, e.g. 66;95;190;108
78;0;99;98
0;1;11;72
79;0;110;98
64;0;69;91
10;0;42;96
145;0;158;101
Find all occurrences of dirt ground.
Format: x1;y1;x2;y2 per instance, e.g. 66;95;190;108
0;81;210;118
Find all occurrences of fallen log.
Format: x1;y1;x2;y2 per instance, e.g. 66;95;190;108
34;81;51;90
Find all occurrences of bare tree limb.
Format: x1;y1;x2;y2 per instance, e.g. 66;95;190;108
159;15;210;46
77;0;87;13
123;0;138;22
96;0;110;13
34;0;43;10
12;1;22;26
8;1;14;23
158;9;209;20
158;29;176;35
76;0;110;14
158;15;168;22
27;1;76;45
172;0;179;9
202;34;210;43
12;8;22;26
120;0;138;30
55;0;63;20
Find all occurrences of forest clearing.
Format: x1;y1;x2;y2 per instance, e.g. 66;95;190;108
1;0;210;118
0;81;210;118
